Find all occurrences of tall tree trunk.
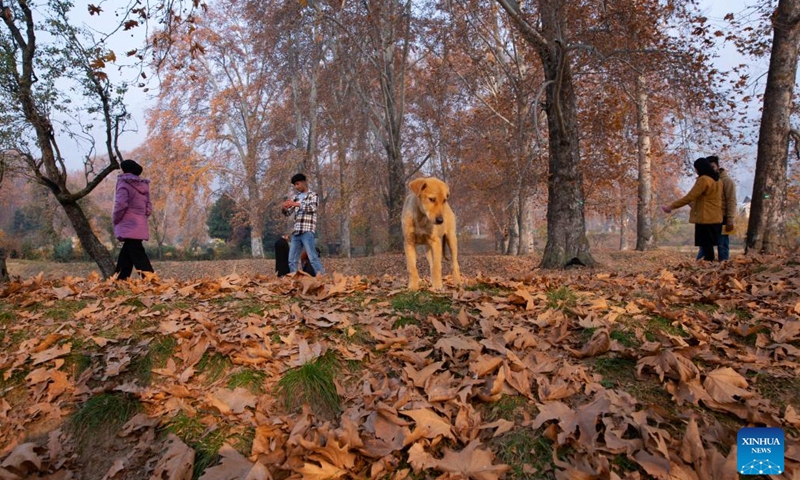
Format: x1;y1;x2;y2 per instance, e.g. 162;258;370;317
247;174;265;258
634;74;654;251
506;199;520;255
61;201;115;276
386;144;406;251
746;0;800;254
338;146;352;258
496;0;595;268
518;193;536;254
618;186;630;251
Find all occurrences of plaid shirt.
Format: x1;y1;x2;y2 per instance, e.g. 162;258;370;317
284;190;318;235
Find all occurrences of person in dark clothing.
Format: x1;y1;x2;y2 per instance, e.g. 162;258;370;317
275;235;316;276
112;159;155;280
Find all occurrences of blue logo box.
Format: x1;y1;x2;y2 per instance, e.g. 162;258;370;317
737;427;784;475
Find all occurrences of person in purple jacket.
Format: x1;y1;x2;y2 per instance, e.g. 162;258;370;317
112;160;154;280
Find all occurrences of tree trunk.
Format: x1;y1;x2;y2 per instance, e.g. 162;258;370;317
386;143;406;251
496;0;595;268
518;193;536;254
339;150;352;258
0;245;9;283
746;0;800;254
538;48;594;267
247;175;265;258
507;198;520;255
634;74;655;251
619;189;630;251
61;201;115;277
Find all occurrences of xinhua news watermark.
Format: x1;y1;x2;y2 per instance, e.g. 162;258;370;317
737;427;784;475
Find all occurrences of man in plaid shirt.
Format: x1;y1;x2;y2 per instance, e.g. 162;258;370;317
281;173;325;276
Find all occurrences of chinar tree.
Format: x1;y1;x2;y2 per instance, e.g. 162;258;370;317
0;0;135;277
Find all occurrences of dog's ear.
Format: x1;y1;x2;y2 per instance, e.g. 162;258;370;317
409;178;427;195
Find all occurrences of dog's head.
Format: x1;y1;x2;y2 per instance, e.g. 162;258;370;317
409;177;449;225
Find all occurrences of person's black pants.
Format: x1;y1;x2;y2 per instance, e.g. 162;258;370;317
275;237;290;276
115;240;154;280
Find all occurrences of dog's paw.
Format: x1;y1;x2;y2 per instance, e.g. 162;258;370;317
408;281;420;291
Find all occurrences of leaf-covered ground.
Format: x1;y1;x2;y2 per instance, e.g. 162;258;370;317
1;251;799;479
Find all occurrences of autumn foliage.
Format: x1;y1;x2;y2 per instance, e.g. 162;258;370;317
1;253;799;479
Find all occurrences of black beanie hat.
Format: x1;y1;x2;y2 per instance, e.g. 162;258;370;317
291;173;306;184
120;159;143;176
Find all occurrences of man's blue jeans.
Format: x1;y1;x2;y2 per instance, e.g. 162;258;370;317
697;234;730;261
289;231;324;275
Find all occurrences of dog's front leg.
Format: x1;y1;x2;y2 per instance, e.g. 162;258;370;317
405;239;421;290
429;237;444;290
446;233;461;286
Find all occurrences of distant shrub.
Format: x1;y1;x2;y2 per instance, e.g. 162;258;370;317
53;239;74;263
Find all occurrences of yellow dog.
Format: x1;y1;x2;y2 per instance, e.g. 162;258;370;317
402;177;461;290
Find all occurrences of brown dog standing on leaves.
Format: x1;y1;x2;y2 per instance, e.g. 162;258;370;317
402;177;461;290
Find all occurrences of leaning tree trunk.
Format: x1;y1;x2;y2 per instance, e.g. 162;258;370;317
634;74;655;251
746;0;800;254
61;201;115;276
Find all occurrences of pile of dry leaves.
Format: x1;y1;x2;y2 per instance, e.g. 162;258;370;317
1;253;798;479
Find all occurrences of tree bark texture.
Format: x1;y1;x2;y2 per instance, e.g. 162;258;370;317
61;201;115;276
634;75;654;251
0;246;9;283
518;193;536;254
495;0;594;268
746;0;800;254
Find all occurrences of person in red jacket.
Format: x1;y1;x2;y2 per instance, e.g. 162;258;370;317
112;160;154;280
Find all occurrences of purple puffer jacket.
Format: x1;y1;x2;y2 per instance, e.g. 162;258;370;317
112;173;151;241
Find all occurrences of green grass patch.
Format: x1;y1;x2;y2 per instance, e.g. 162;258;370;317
0;305;14;325
490;429;556;479
197;352;233;385
691;302;719;314
611;454;641;475
166;411;227;479
68;393;142;444
63;352;94;378
392;316;421;329
546;286;577;310
751;373;800;411
592;356;637;386
231;426;256;456
276;351;340;418
645;315;689;340
391;291;453;317
610;328;639;348
130;335;178;384
481;395;537;423
341;325;371;345
122;297;147;309
342;291;369;309
465;282;509;296
43;300;87;321
227;368;267;394
730;308;753;321
578;327;596;342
